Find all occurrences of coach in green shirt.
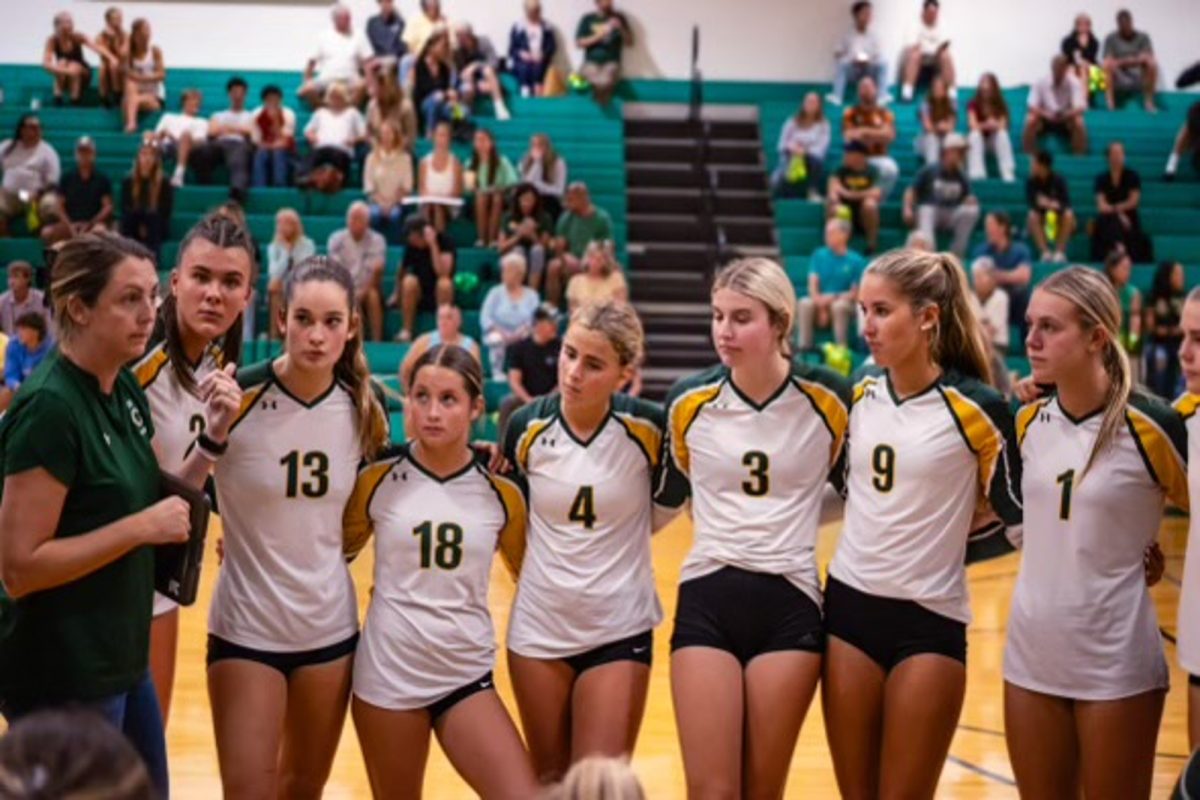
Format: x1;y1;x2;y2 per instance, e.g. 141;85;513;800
0;233;189;798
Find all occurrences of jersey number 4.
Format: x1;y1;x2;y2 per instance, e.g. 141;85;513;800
413;521;464;569
742;451;769;496
569;486;597;529
280;450;330;498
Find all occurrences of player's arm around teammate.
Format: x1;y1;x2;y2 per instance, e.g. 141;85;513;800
657;258;852;800
205;257;389;800
503;302;665;784
131;213;254;726
346;344;537;799
1175;288;1200;751
822;249;1022;800
1004;267;1187;800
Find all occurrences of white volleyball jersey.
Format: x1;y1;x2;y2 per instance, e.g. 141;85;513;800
344;445;526;710
208;361;363;651
133;340;222;618
1177;394;1200;676
502;393;663;659
829;369;1023;624
657;362;852;608
1004;394;1188;700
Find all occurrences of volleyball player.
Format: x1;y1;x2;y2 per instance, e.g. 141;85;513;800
503;302;665;784
205;257;389;799
823;249;1023;799
345;344;537;798
1176;288;1200;750
131;213;254;724
1005;267;1188;798
656;258;852;798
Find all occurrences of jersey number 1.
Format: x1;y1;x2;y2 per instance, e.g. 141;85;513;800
1056;469;1075;520
569;486;597;529
281;450;330;498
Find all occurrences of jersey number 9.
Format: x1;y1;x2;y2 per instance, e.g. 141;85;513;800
871;444;895;493
281;450;330;498
742;451;770;497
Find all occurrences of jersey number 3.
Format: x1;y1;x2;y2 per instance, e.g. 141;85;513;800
281;450;330;498
742;451;770;496
569;486;597;529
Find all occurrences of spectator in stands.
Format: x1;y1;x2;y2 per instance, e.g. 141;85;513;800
797;217;865;352
842;76;899;198
1164;101;1200;181
0;261;49;337
971;210;1032;326
393;215;456;342
498;182;554;291
549;181;614;306
400;303;481;385
500;302;561;435
771;92;830;201
40;136;113;245
1061;13;1100;101
266;208;316;339
1026;150;1076;263
0;115;60;238
1145;260;1185;397
900;0;954;103
481;251;540;379
411;28;459;137
417;120;464;232
205;76;256;204
96;7;127;108
250;85;296;188
403;0;455;61
917;75;958;165
520;133;568;219
827;1;886;107
0;313;51;411
1102;9;1158;112
966;72;1015;182
1104;248;1143;383
122;18;165;133
366;69;418;149
1022;55;1088;155
566;240;627;312
42;12;115;106
119;142;173;261
328;201;386;342
1092;141;1152;262
576;0;633;106
300;83;367;193
969;257;1010;353
454;22;512;121
366;0;407;65
826;141;881;253
468;128;517;246
150;89;208;188
510;0;558;98
298;4;372;108
902;132;978;258
364;119;413;242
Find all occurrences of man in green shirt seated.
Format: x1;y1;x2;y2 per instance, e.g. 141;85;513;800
547;181;614;305
575;0;633;105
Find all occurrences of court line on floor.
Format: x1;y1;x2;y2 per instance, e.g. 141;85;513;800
957;724;1189;763
946;754;1016;786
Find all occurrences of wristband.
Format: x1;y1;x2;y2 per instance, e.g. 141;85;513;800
196;432;228;457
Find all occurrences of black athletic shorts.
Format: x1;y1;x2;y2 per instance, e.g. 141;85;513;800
428;671;495;722
1190;674;1200;688
561;630;653;675
671;566;824;665
206;632;359;678
824;576;966;671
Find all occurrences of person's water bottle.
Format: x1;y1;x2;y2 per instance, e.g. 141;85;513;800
1044;210;1059;245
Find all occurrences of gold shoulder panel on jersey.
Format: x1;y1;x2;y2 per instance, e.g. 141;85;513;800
852;375;879;406
485;471;527;579
667;380;722;475
940;385;1004;490
615;412;663;469
342;457;401;561
516;415;555;472
794;377;850;464
1015;398;1051;446
1175;393;1200;421
132;342;170;389
1126;404;1190;511
228;380;272;434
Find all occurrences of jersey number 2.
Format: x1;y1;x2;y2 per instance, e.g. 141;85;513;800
1056;469;1075;520
742;451;769;496
569;486;597;529
281;450;330;498
182;414;206;460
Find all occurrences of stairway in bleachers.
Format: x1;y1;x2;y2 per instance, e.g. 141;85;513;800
624;104;778;400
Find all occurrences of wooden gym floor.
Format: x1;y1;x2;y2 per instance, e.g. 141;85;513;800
133;514;1197;797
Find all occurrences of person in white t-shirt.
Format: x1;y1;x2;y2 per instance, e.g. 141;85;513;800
301;83;367;190
970;256;1011;369
199;77;256;203
900;0;955;103
828;1;888;107
151;89;209;188
1022;55;1088;156
299;4;372;108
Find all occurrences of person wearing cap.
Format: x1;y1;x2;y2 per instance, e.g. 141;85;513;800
828;1;887;107
900;0;955;103
971;210;1031;329
842;76;899;199
902;131;979;259
509;0;558;98
392;215;456;342
499;302;561;436
575;0;634;106
298;4;372;109
1022;55;1088;156
827;140;882;253
39;136;113;245
329;201;387;341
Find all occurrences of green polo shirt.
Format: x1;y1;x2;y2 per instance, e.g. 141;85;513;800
0;351;159;707
576;12;628;65
556;207;614;258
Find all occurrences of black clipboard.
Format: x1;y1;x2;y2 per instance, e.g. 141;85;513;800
154;470;211;607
